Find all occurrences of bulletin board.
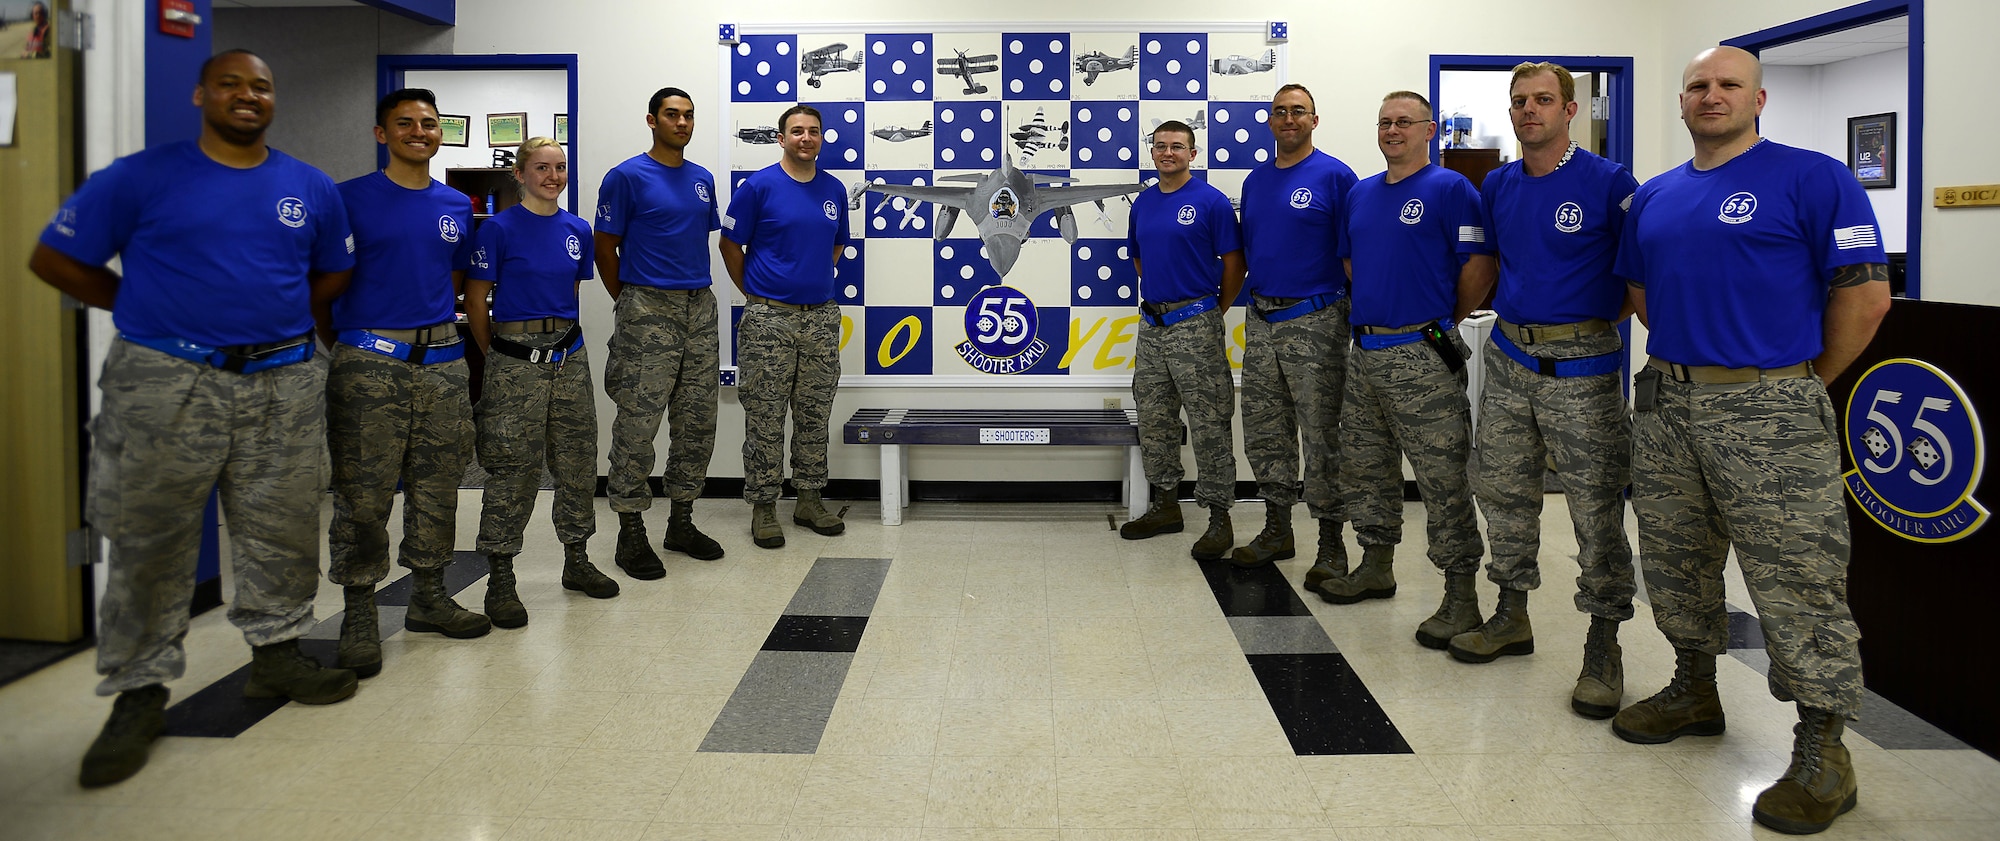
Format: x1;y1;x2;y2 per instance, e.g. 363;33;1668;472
720;22;1286;385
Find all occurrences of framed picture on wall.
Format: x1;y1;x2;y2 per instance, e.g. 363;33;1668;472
1847;112;1896;189
487;112;528;147
437;114;470;147
554;114;570;145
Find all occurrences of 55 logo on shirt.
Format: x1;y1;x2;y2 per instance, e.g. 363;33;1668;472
1718;191;1757;225
276;197;308;228
438;215;461;243
1399;198;1423;225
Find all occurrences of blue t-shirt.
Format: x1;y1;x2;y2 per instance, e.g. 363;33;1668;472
1482;147;1638;325
1127;178;1243;304
721;164;851;304
1240;149;1357;299
1616;140;1887;368
38;141;355;346
595;154;721;289
1339;165;1491;328
334;171;475;331
467;204;595;322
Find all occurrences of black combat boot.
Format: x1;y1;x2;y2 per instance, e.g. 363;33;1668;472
1229;501;1294;567
662;499;724;560
1189;507;1234;561
561;542;621;599
615;511;667;579
78;685;169;788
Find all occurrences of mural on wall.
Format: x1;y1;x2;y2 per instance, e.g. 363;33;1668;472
724;24;1284;383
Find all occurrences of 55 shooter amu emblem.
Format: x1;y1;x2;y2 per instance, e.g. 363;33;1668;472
1843;358;1988;542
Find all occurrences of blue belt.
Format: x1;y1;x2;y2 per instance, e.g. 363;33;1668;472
123;333;313;374
1142;296;1219;327
338;329;466;365
1257;291;1346;324
1490;327;1623;377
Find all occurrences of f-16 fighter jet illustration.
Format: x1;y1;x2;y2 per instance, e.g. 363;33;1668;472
1211;49;1277;76
1010;108;1070;157
871;120;934;142
937;49;1000;95
801;42;863;88
734;125;780;144
1143;109;1208;145
1074;45;1138;86
857;152;1142;278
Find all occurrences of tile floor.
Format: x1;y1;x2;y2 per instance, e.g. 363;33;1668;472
2;491;1997;840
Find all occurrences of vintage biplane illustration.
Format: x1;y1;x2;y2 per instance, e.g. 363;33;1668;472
734;125;780;145
1211;49;1277;76
801;42;863;88
1009;108;1070;157
871;120;934;142
1073;45;1137;86
936;49;1000;95
855;151;1142;278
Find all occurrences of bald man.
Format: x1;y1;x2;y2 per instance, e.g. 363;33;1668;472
1613;46;1889;836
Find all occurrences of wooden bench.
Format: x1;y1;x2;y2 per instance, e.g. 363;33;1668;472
843;408;1146;525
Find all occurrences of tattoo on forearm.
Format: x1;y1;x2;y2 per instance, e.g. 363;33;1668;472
1831;263;1888;288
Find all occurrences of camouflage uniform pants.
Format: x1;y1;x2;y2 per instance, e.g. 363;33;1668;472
738;301;841;504
1632;370;1861;716
475;333;598;555
89;339;327;695
1241;296;1349;519
1470;330;1635;620
325;343;473;585
605;285;720;511
1133;305;1236;511
1341;333;1482;573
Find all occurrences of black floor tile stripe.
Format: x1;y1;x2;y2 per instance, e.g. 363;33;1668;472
1195;559;1412;755
698;557;892;754
163;551;488;738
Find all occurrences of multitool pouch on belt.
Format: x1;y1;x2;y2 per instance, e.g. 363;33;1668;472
1418;322;1465;374
1633;366;1662;413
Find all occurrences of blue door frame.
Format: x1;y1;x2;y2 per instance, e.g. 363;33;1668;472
1427;55;1638;387
377;54;582;216
1725;0;1923;299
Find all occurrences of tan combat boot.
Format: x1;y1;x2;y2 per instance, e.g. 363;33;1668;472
1612;647;1726;743
1189;507;1234;561
1571;615;1623;719
1229;501;1294;567
406;565;494;638
1753;707;1858;834
1302;519;1349;595
751;502;786;549
1316;543;1396;604
1120;486;1184;539
793;489;846;536
1449;587;1533;662
1415;571;1482;649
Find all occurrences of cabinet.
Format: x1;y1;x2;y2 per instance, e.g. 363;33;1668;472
445;167;519;221
1441;148;1504;191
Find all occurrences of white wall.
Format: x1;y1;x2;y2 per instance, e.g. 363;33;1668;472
1757;49;1909;251
1660;0;1997;308
406;68;571;206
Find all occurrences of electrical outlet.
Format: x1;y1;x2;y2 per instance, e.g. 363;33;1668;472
1103;397;1121;410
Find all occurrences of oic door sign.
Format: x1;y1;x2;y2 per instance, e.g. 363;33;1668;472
1843;358;1988;542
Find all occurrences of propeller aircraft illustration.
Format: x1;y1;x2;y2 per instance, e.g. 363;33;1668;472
1211;49;1277;76
936;49;1000;95
1073;45;1137;86
871;120;934;142
734;125;780;144
1009;108;1070;157
801;42;863;88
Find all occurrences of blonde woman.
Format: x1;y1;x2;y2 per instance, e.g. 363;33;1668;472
465;136;617;625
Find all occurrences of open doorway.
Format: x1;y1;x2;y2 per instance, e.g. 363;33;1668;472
1726;1;1922;298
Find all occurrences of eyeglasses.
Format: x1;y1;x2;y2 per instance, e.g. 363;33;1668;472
1150;142;1191;153
1271;107;1313;119
1376;118;1434;130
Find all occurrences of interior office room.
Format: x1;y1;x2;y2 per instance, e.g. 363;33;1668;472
2;0;1997;838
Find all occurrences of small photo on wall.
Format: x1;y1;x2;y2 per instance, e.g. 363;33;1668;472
438;114;470;147
554;114;569;145
487;112;526;147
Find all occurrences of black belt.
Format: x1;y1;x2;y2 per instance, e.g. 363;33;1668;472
489;324;583;366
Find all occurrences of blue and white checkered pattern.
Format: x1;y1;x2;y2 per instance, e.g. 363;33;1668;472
727;28;1280;377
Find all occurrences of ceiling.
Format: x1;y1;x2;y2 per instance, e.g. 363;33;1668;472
1760;18;1910;66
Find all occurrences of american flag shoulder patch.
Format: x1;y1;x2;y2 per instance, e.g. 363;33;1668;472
1833;224;1879;250
721;214;736;231
1458;225;1486;244
1620;193;1634;212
